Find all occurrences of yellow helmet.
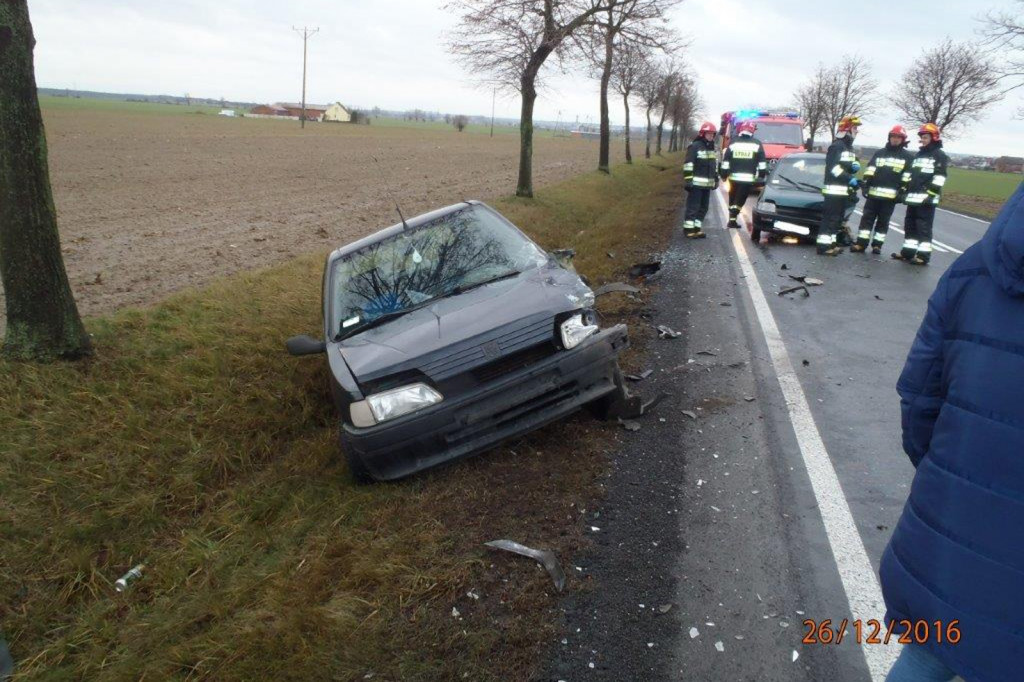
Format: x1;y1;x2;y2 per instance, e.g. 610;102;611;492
838;115;862;133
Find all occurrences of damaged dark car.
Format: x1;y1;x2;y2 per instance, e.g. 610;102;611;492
286;201;630;482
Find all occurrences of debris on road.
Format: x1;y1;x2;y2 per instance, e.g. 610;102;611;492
715;641;725;653
593;282;641;297
778;284;810;298
606;251;616;259
780;264;789;270
114;564;145;593
452;606;461;618
628;261;661;278
802;359;810;366
618;418;641;432
659;604;673;614
625;369;654;382
792;650;800;663
788;275;823;286
484;540;566;592
875;295;884;300
656;325;682;339
689;627;700;639
744;396;756;402
640;392;670;416
696;350;718;356
682;410;697;419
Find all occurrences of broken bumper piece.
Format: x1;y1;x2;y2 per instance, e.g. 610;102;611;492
341;325;629;480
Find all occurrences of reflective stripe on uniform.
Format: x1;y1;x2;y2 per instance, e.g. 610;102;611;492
864;166;876;177
683;220;694;228
816;233;835;245
858;229;872;239
867;187;898;199
873;233;886;243
830;164;844;177
729;142;760;154
757;162;767;170
721;160;731;169
840;151;856;161
905;192;929;204
697;150;716;159
692;177;715;187
683;162;694;170
695;219;703;227
822;184;850;196
903;239;920;249
918;242;933;253
731;172;755;182
931;175;947;186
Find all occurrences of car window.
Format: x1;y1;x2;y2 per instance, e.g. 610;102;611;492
754;122;804;146
770;157;827;190
329;205;548;338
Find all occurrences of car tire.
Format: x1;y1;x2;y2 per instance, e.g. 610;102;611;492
750;221;762;243
345;447;374;484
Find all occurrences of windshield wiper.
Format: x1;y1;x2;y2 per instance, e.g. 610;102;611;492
448;270;521;296
775;174;820;193
337;299;435;340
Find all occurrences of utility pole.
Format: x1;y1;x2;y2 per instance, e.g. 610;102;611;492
490;87;496;138
292;26;319;129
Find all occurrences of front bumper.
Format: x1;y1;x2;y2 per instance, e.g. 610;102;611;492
340;325;629;480
754;202;856;236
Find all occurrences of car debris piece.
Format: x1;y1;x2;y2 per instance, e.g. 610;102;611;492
626;368;654;382
792;650;800;663
606;251;616;259
659;604;673;614
618;418;641;432
484;540;566;592
628;261;661;278
875;295;884;300
715;641;725;653
689;627;700;639
114;564;145;593
696;350;718;356
640;392;669;416
0;635;12;681
682;410;697;419
787;275;824;286
592;282;640;297
778;284;810;298
744;396;756;402
657;325;682;339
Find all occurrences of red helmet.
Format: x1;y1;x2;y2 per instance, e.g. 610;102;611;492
698;121;716;136
888;125;908;141
918;123;941;141
736;120;757;135
837;115;862;133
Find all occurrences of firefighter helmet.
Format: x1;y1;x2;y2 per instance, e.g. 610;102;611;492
888;125;908;141
837;115;862;133
736;120;757;135
698;121;717;137
918;122;941;141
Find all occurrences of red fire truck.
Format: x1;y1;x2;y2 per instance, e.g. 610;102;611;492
719;110;806;170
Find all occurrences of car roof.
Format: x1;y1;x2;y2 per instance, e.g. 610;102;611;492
777;152;825;160
326;200;486;265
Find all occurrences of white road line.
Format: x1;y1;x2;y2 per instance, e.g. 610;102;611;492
852;209;963;255
938;206;990;225
718;191;900;680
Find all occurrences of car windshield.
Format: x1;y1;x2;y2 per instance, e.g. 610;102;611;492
329;205;548;339
754;122;805;147
769;156;827;192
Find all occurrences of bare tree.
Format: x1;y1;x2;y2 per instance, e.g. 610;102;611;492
667;74;699;152
447;0;613;197
452;114;470;131
820;55;877;140
0;0;91;360
892;39;1003;137
636;58;665;158
586;0;680;173
612;42;654;164
979;2;1024;115
794;63;829;150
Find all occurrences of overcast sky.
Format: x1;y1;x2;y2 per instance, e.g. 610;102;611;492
29;0;1024;156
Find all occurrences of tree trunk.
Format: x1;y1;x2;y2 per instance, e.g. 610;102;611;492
655;107;667;155
644;106;652;159
669;122;678;152
516;76;538;198
623;92;632;164
0;1;91;360
598;28;614;174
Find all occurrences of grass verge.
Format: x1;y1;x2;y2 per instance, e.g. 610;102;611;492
943;167;1021;219
0;155;684;681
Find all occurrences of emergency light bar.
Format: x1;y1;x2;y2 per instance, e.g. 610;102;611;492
724;110;801;121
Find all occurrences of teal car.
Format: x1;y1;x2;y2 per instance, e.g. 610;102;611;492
750;152;856;243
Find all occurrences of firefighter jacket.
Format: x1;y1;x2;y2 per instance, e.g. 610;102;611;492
683;137;719;189
720;134;766;184
822;135;858;197
862;143;914;201
904;141;949;206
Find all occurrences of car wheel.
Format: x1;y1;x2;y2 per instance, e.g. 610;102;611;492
345;447;374;484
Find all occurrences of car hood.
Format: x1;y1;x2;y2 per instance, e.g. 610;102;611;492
762;185;823;210
763;144;804;160
335;264;593;386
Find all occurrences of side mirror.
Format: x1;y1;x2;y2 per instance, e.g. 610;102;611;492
286;334;326;356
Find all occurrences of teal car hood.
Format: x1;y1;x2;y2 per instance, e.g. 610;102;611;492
761;184;824;211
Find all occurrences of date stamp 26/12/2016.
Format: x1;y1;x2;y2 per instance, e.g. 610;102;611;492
802;619;961;646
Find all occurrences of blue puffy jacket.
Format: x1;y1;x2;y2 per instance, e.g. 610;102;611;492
880;183;1024;681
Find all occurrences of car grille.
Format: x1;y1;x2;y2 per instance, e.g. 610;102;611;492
773;205;819;222
470;343;556;384
420;313;555;381
445;381;579;448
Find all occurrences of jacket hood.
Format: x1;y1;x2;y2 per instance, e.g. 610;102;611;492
981;182;1024;297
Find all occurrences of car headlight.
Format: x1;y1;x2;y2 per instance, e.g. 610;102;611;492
350;383;442;427
560;312;599;350
758;200;777;213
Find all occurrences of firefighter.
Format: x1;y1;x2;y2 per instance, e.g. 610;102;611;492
852;125;913;254
682;121;719;238
720;120;767;228
817;115;862;256
892;123;948;266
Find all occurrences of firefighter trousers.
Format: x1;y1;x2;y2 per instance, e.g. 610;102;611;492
900;203;936;263
727;182;754;224
683;187;711;234
856;198;896;248
817;194;848;253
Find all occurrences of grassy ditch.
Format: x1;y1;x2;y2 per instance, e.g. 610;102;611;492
943;167;1021;220
0;155;684;681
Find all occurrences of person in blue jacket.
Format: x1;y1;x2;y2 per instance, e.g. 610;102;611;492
880;182;1024;682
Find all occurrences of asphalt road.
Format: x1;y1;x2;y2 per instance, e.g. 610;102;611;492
542;195;990;681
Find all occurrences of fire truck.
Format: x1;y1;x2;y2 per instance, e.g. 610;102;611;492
719;110;806;171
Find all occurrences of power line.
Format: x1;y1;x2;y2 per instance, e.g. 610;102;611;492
292;26;319;129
